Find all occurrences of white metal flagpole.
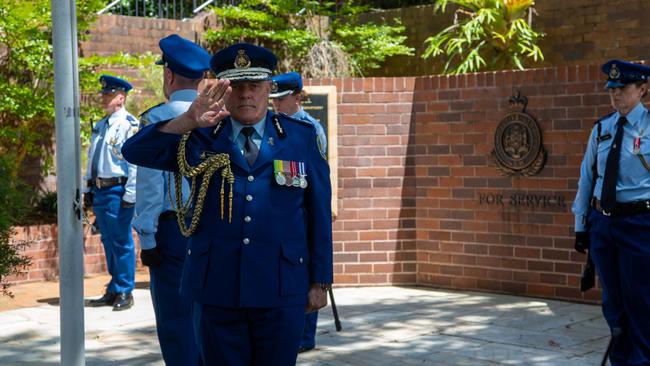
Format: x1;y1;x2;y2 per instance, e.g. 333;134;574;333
51;0;85;364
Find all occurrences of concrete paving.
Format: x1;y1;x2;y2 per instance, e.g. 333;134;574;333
0;286;609;365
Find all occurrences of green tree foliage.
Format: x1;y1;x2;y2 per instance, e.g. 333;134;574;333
0;0;104;177
203;0;414;77
0;156;31;297
422;0;544;74
0;0;114;295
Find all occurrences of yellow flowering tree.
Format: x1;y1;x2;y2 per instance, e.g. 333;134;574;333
422;0;544;74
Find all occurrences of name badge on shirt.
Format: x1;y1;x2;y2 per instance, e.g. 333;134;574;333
597;133;612;143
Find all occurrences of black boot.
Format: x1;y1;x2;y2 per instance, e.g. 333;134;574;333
86;292;116;307
112;292;134;311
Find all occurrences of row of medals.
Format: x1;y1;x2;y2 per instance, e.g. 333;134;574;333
275;172;307;189
275;172;308;188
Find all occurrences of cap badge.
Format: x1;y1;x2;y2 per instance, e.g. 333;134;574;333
234;49;251;69
609;64;620;79
101;78;107;88
271;80;278;93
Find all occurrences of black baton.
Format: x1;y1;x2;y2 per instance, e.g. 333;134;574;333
328;288;342;332
601;337;612;366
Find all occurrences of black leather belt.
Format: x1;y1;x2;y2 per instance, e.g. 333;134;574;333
592;197;650;216
158;210;177;221
92;176;127;189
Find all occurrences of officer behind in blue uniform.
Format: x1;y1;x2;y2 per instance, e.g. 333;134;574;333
270;72;327;157
122;43;333;366
573;60;650;366
84;75;139;311
132;34;209;366
270;71;327;353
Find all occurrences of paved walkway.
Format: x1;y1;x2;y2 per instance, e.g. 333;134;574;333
0;280;610;365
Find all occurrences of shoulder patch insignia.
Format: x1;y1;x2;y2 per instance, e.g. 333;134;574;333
128;126;139;138
317;134;327;160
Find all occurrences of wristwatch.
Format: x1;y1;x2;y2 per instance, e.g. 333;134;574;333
315;283;332;291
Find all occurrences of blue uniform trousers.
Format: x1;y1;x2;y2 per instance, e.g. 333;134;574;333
92;185;135;294
301;311;318;349
150;215;200;366
194;304;305;366
589;210;650;366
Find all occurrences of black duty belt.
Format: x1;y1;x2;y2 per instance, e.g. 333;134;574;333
592;197;650;217
92;176;127;189
158;210;177;221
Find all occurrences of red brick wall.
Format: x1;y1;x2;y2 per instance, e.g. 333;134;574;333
7;224;109;283
80;13;216;57
307;62;611;303
306;78;420;287
408;66;605;304
7;224;140;284
360;0;650;76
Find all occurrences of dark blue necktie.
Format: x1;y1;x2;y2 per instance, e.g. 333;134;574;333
90;117;108;179
241;127;258;166
600;116;627;211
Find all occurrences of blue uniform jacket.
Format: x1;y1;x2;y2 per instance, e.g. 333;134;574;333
132;90;194;250
292;107;327;155
122;111;333;308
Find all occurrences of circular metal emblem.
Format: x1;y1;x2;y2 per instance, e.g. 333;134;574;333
492;112;546;176
234;49;251;69
609;64;620;79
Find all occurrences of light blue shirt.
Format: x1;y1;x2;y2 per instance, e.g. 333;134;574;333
230;116;265;153
292;107;327;156
132;89;195;249
572;102;650;231
84;107;139;202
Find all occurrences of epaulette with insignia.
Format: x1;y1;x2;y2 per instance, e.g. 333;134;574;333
212;119;226;138
138;102;165;127
276;112;314;128
272;114;286;139
126;115;139;126
138;102;165;119
594;111;616;125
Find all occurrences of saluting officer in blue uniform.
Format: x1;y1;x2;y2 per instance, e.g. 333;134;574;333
84;75;138;311
573;60;650;366
122;43;333;366
132;34;209;366
270;71;327;353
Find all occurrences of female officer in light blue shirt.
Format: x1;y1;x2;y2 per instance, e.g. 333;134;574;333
572;60;650;366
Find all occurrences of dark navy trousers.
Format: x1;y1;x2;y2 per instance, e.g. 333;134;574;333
150;215;200;366
92;185;135;294
195;304;305;366
589;210;650;366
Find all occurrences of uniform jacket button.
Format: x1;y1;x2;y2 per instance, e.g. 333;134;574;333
246;195;253;202
248;175;254;182
243;238;250;245
244;216;251;223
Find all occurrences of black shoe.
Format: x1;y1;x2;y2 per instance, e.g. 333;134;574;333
298;345;315;353
85;292;116;307
112;292;133;311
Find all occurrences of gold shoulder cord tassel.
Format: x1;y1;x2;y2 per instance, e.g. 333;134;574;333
168;131;234;237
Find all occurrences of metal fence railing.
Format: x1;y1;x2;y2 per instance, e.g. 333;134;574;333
98;0;241;20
